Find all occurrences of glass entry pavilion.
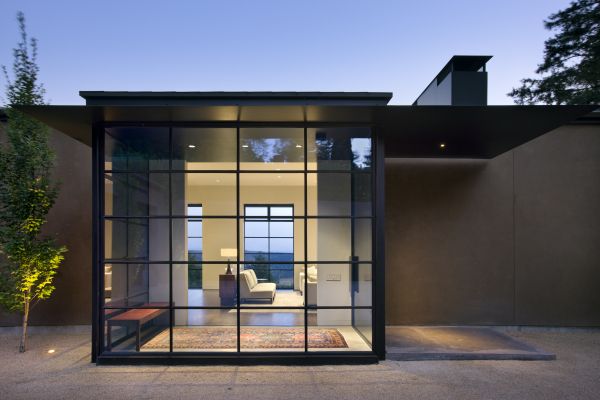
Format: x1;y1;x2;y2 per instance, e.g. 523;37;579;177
98;121;382;363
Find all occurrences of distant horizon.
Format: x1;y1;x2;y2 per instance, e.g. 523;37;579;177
0;0;572;106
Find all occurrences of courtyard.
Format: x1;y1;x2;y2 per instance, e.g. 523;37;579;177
0;329;598;400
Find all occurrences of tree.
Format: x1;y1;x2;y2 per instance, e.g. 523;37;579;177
509;0;600;105
0;12;67;353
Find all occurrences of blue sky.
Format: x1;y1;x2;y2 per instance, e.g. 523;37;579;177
0;0;571;105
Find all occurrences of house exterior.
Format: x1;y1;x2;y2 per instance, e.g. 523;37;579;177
1;56;598;364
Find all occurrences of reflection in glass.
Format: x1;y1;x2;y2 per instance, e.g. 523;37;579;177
240;128;304;170
105;173;169;216
172;128;237;170
105;127;170;171
307;127;371;171
307;219;372;262
307;172;372;216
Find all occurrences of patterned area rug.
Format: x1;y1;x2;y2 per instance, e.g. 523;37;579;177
143;327;348;349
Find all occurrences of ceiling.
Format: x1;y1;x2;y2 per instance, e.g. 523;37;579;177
16;104;596;159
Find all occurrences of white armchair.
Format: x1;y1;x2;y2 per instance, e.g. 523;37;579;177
299;265;318;306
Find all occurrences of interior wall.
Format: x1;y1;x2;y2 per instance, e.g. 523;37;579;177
385;124;600;326
187;182;312;290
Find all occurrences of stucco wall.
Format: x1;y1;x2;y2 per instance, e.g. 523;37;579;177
0;126;92;326
385;124;600;326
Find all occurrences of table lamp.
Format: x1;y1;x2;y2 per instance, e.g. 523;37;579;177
220;248;237;275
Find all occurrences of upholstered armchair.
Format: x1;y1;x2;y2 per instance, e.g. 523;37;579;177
239;269;276;303
299;265;317;306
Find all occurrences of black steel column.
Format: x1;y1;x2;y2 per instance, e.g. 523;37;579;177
373;129;386;360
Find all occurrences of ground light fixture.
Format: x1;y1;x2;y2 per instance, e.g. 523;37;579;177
47;349;55;354
439;143;446;149
188;144;196;148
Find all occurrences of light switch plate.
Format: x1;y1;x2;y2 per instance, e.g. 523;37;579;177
326;273;342;281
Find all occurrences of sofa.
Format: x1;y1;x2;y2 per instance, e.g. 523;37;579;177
299;265;317;306
239;269;276;303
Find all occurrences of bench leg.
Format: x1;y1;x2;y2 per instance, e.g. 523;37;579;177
136;322;141;352
107;321;112;351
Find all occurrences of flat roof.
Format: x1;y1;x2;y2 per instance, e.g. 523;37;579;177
15;104;597;159
79;91;394;106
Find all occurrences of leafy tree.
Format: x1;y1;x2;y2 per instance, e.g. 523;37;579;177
0;12;67;353
509;0;600;105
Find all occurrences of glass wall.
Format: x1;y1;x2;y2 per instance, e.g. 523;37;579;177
101;125;375;355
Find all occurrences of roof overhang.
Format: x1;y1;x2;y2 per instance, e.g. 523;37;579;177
16;104;596;159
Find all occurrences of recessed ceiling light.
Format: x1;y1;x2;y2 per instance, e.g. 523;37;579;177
188;144;196;149
439;143;446;149
296;144;302;148
242;144;249;148
277;175;281;178
48;349;55;354
216;179;221;183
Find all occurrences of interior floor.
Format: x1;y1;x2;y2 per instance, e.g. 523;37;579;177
188;288;304;308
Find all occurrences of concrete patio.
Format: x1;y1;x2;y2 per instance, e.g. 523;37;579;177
0;327;599;399
387;326;555;360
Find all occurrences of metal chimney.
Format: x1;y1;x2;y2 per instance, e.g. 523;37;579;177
413;55;492;106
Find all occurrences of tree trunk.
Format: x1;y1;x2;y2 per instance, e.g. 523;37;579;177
19;300;30;353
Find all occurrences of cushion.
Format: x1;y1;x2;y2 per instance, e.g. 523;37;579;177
248;282;276;299
307;266;318;282
248;269;258;287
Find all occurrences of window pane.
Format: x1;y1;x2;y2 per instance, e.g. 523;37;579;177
105;219;172;261
188;221;202;237
172;173;236;216
240;174;303;215
172;308;237;352
104;173;169;216
307;127;372;171
240;310;304;352
172;218;236;262
244;221;268;237
270;238;293;256
172;127;237;170
307;173;372;217
105;307;170;353
270;220;293;237
188;205;202;217
245;206;268;216
271;206;293;217
105;127;170;171
240;127;304;170
188;238;203;253
245;238;269;255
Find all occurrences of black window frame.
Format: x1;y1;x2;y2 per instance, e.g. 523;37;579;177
92;122;384;364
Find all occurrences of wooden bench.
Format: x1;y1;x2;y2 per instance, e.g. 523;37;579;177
106;302;169;351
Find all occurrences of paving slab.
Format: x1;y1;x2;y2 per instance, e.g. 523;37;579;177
386;326;556;360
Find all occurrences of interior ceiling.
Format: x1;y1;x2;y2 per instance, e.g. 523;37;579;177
16;104;596;159
186;169;310;186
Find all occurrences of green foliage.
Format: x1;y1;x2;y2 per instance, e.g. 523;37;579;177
0;12;67;314
509;0;600;105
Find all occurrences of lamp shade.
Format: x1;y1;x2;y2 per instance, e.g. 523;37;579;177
220;248;237;258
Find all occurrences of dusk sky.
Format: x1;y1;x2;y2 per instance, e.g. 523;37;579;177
0;0;572;105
